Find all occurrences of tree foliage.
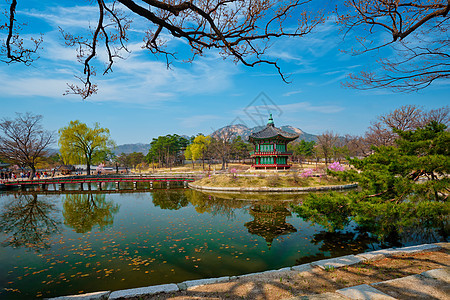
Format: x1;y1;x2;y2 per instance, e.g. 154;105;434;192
294;121;449;243
0;112;55;179
146;134;189;168
58;120;115;175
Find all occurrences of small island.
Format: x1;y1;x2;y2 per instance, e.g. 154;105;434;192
190;115;356;192
189;173;357;192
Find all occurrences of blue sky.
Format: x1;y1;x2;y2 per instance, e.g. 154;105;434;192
1;1;448;145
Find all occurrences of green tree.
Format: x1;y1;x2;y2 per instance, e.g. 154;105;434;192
184;144;200;169
191;134;212;169
293;121;449;243
231;136;252;163
290;140;316;164
58;121;115;175
146;134;189;169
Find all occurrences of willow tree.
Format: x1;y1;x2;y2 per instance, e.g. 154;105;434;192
1;0;324;98
58;121;115;175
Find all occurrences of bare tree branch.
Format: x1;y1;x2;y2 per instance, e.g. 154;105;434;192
338;0;450;92
2;0;324;98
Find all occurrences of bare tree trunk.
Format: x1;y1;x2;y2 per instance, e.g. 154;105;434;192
29;165;36;180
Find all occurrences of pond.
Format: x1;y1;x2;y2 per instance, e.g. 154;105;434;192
0;183;447;299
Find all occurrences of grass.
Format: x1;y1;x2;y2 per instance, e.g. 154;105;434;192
194;173;349;188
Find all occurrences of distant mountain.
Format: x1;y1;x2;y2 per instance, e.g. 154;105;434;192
211;124;317;142
113;143;150;154
112;126;315;154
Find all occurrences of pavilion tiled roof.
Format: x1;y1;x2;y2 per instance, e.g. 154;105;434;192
249;122;299;142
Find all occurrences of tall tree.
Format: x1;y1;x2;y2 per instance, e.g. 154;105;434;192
191;134;212;169
338;1;450;92
58;120;115;175
365;105;449;147
290;140;316;164
293;121;449;243
0;112;54;179
146;134;189;169
210;127;236;170
315;131;339;167
2;1;324;98
231;136;251;163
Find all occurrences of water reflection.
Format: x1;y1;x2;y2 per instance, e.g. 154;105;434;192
0;193;60;251
151;190;188;210
63;193;120;233
245;203;297;249
292;192;449;246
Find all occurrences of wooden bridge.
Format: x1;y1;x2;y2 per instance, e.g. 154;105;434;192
1;175;198;192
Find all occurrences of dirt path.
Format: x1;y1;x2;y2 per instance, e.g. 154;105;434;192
144;250;449;300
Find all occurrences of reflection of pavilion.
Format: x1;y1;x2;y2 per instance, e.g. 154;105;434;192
244;204;297;249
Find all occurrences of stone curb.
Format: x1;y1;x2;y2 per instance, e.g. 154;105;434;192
48;291;111;300
188;182;358;192
336;284;396;299
108;284;179;299
311;254;364;269
48;242;448;300
355;243;441;261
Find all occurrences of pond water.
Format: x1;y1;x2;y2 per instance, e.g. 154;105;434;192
0;183;447;299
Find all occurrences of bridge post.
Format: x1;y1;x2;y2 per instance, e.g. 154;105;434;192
166;181;170;188
41;184;47;191
133;182;137;190
60;183;65;191
97;182;102;191
79;183;84;191
115;182;120;190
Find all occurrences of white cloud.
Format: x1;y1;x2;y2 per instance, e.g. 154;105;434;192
283;90;302;97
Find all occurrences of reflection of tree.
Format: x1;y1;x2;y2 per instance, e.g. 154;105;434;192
244;203;297;249
293;192;448;246
0;193;60;251
151;190;188;210
63;193;119;233
295;230;380;265
185;190;244;218
353;201;449;246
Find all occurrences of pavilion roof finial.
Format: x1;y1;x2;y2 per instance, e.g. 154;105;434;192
267;113;274;126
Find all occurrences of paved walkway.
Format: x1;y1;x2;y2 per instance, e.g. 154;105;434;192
287;267;449;299
51;243;449;300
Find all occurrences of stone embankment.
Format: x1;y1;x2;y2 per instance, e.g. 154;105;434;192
188;182;358;192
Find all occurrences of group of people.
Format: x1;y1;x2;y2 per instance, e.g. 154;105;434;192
0;170;55;183
1;171;15;181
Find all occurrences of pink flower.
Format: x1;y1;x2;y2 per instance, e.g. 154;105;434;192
300;169;313;177
328;162;344;171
